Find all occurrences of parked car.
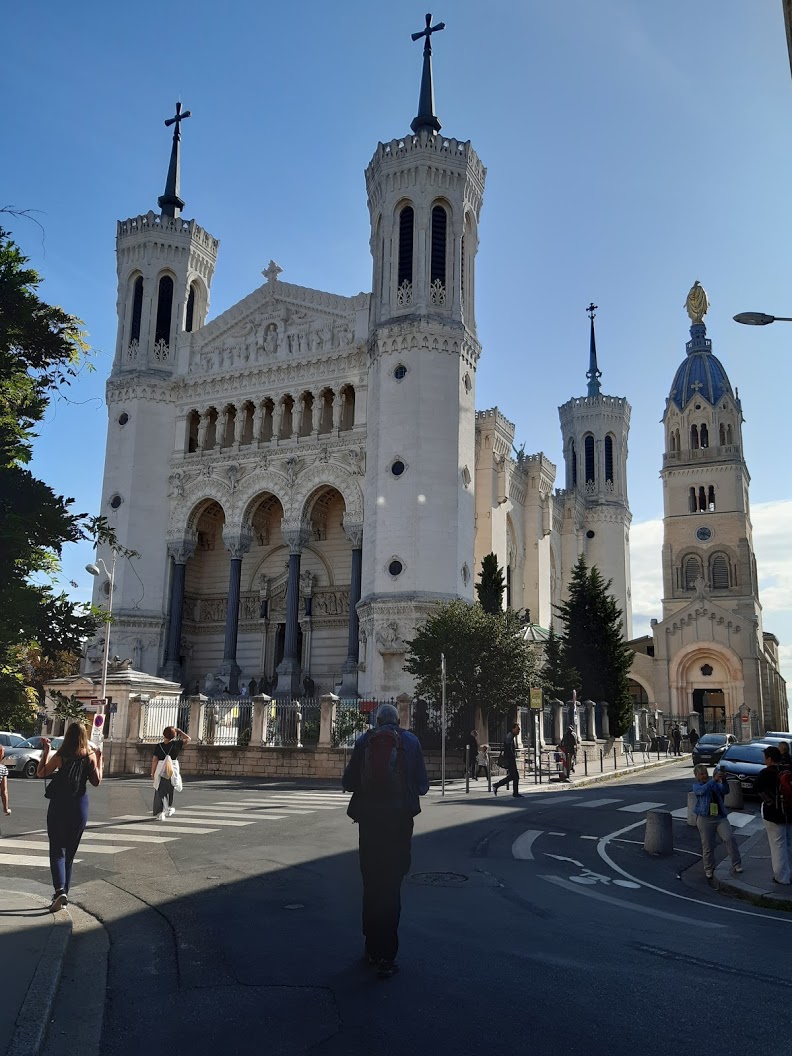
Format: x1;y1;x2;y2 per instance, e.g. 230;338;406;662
0;732;28;748
1;736;61;779
716;742;775;795
25;736;63;752
751;733;791;747
691;733;736;766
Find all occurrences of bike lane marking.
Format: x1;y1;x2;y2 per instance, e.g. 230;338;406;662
539;875;724;928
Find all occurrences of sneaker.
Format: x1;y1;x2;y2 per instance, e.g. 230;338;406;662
705;870;714;879
512;793;523;798
376;959;399;979
732;864;743;874
166;806;176;817
155;811;166;821
493;786;498;796
50;892;68;912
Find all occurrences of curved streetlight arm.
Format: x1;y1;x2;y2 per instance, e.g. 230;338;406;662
733;312;792;326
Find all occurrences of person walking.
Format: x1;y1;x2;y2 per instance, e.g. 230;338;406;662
562;725;579;777
475;744;490;780
671;724;682;757
688;727;700;752
777;741;792;771
0;746;10;817
151;724;191;820
755;745;792;885
691;763;742;880
342;702;428;979
36;722;103;911
466;730;479;779
494;722;522;798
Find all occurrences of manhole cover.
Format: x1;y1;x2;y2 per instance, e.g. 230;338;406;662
410;871;468;887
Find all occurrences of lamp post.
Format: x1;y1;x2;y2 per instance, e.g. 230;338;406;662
733;311;792;326
440;652;446;797
86;550;117;738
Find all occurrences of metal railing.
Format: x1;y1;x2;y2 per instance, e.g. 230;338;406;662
200;698;252;746
332;698;376;747
264;699;320;747
140;697;184;742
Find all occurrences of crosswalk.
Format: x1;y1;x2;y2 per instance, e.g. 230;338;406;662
0;789;351;875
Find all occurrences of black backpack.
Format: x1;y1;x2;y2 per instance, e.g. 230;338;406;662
45;756;88;800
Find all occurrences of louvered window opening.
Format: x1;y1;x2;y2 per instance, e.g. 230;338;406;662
398;207;414;286
431;206;447;286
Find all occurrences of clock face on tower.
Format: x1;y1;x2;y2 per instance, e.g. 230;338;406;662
696;525;712;542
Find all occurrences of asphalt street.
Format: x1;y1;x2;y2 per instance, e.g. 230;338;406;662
1;760;789;1055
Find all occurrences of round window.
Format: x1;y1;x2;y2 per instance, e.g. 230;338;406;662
586;530;595;539
109;494;123;510
394;364;407;381
696;525;712;542
118;412;129;426
391;460;406;477
388;559;403;577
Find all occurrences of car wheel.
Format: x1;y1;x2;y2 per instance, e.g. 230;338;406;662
23;759;38;779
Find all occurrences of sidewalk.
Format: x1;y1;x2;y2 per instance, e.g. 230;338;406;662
715;826;792;911
0;883;70;1056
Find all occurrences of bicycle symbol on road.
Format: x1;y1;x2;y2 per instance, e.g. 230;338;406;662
545;853;641;889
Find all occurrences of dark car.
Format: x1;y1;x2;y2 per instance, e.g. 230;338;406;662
691;733;736;766
716;742;775;795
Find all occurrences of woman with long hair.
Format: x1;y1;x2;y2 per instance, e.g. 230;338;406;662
37;721;103;911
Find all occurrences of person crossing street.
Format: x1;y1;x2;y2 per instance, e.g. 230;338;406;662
493;722;522;798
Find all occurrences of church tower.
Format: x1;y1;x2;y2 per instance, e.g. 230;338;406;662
357;16;486;694
558;305;633;636
92;105;219;675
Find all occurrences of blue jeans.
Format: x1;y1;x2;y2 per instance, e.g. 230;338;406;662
47;794;89;894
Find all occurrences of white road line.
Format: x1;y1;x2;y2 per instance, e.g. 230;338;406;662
580;835;599;840
540;875;724;928
112;813;256;828
230;802;339;810
0;854;82;867
217;804;316;814
618;801;666;813
206;809;294;820
548;831;566;836
180;808;271;818
726;812;755;829
579;798;622;809
511;830;544;860
0;840;133;855
101;823;218;835
670;808;689;819
597;819;792;925
81;832;179;844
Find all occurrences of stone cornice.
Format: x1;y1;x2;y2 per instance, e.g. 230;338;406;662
370;320;481;367
106;375;176;404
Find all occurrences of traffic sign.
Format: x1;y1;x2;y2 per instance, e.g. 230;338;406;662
529;687;543;710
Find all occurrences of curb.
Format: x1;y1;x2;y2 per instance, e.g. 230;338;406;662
714;828;792;913
5;888;70;1056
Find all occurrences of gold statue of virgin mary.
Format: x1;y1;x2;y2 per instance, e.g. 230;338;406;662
685;280;710;324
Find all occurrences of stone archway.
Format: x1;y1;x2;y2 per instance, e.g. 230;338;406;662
667;641;744;734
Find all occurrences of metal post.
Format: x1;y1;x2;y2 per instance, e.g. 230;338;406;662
465;744;470;794
297;710;303;749
600;748;604;773
440;652;446;797
487;756;492;792
614;745;618;769
584;750;588;776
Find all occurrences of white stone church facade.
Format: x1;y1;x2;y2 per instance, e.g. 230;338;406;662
86;32;785;733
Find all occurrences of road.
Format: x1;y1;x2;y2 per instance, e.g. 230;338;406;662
1;760;789;1055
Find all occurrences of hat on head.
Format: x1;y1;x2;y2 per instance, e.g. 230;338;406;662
376;703;399;726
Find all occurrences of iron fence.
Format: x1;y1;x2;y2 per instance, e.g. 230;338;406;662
264;699;321;747
332;698;380;747
140;697;183;742
200;697;252;746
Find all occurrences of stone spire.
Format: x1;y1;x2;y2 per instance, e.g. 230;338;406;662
410;13;445;135
158;101;191;218
586;302;602;397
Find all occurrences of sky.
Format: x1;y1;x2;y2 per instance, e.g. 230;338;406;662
4;1;792;689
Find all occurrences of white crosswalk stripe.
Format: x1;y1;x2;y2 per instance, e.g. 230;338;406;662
0;854;82;868
0;839;133;855
112;813;255;828
618;801;666;813
579;798;622;809
95;822;219;835
81;831;179;844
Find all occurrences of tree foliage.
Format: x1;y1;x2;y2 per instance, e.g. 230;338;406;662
475;552;506;614
552;556;634;736
0;228;124;720
404;600;539;724
541;623;579;702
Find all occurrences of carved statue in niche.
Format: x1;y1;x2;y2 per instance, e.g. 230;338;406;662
132;638;144;670
376;621;406;655
264;324;278;356
299;570;314;596
348;448;364;475
241;595;260;620
284;456;300;487
168;472;184;498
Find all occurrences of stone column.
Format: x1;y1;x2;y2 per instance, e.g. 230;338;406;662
339;520;363;698
332;390;343;432
311;392;322;435
397;693;411;730
319;693;338;747
600;701;611;740
584;699;597;742
187;694;204;742
217;526;252;694
272;398;283;443
250;694;271;747
160;536;196;682
293;394;305;439
197;412;209;452
550;699;564;744
276;525;310;697
252;401;263;444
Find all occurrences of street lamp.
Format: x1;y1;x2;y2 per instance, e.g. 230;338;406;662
733;311;792;326
85;550;117;715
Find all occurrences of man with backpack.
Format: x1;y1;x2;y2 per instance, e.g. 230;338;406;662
755;745;792;885
342;702;428;979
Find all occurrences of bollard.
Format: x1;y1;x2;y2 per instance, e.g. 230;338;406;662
644;810;673;855
614;745;618;770
686;791;697;827
584;751;588;776
465;745;470;794
724;778;744;810
600;748;604;773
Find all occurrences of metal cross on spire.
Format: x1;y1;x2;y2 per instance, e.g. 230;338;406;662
586;302;603;396
158;101;192;218
410;13;445;135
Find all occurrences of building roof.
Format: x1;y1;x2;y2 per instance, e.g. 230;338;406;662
521;623;551;644
668;323;735;411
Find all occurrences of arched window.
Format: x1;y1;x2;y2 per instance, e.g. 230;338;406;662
698;486;706;512
700;423;709;448
604;435;614;483
711;554;729;590
430;205;447;304
460;233;466;312
683;555;703;591
719;423;726;446
397;206;414;300
187;410;200;453
130;276;143;343
570;441;577;487
708;485;716;511
675;428;681;451
584;435;595;484
155;275;174;346
691;424;699;450
689;487;697;513
726;424;733;444
670;432;676;453
185;283;197;333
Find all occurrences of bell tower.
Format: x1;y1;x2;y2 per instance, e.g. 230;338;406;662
92;105;219;674
357;15;486;695
558;305;633;636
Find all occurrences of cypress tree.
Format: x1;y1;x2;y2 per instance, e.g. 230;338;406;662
476;552;505;614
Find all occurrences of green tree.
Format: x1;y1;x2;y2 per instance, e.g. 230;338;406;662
475;552;506;614
404;600;538;728
0;228;124;725
553;556;634;736
52;692;89;727
541;623;579;702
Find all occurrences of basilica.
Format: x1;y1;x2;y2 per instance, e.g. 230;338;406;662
87;24;786;735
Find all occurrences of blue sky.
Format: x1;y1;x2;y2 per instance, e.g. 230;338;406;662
4;2;792;683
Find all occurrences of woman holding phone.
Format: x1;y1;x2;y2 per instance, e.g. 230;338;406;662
36;722;103;912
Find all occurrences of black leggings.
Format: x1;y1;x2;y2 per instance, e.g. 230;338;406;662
47;795;89;894
153;778;174;815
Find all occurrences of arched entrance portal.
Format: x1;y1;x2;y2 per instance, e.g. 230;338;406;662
668;643;744;735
